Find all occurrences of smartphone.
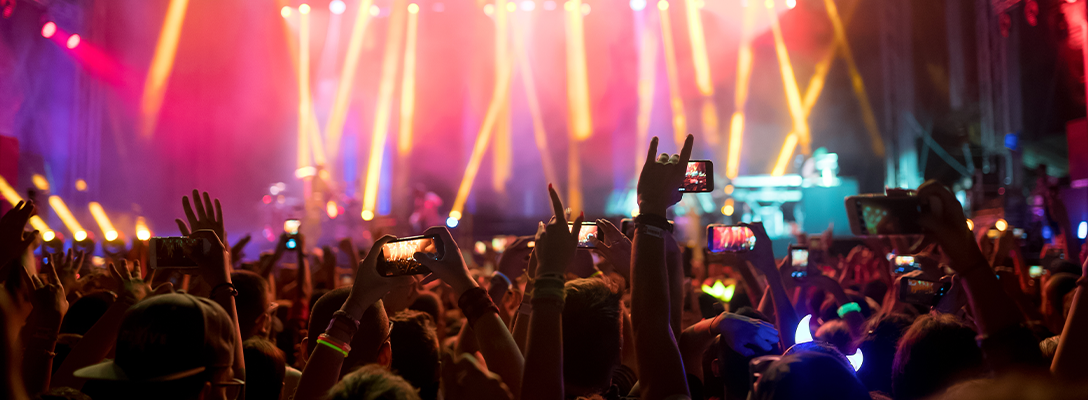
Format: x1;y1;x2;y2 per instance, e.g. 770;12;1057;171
620;218;635;239
893;255;919;274
284;219;301;236
679;160;714;192
568;222;599;248
149;236;209;269
527;241;535;248
376;235;444;277
1029;265;1043;278
707;224;756;253
1013;228;1026;239
789;246;810;278
898;277;950;306
845;195;926;236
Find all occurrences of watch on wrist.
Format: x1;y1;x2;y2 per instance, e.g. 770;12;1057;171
634;213;673;233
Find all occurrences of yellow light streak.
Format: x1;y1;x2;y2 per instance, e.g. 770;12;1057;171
513;18;560;187
823;0;884;156
635;11;658;174
398;4;419;156
493;0;512;193
658;0;687;148
361;0;408;218
771;134;798;176
685;0;712;96
326;0;376;159
0;176;50;233
766;1;811;156
297;5;313;169
140;0;189;137
32;174;49;191
136;216;151;241
565;0;593;141
88;202;118;241
725;4;757;179
49;195;85;240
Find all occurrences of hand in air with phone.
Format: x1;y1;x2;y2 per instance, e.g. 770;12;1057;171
915;181;985;271
637;135;693;217
412;227;479;297
341;235;417;317
534;184;585;280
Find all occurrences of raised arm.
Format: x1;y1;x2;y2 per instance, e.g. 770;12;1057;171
20;265;67;395
630;135;693;400
741;222;799;349
1051;252;1088;379
416;226;525;396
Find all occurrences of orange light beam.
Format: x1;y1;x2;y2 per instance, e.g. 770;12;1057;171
450;0;514;219
513;15;560;188
88;202;119;240
139;0;189;137
565;0;593;142
493;0;512;192
49;195;86;239
823;0;884;156
685;0;719;145
725;4;757;179
0;176;50;233
771;134;799;176
326;0;376;159
361;0;408;218
766;1;812;158
397;3;420;156
297;4;313;169
635;9;658;174
658;1;688;148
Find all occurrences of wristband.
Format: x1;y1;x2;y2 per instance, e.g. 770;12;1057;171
634;213;673;233
837;302;862;318
458;287;500;327
327;310;361;338
316;334;351;357
210;283;238;298
636;224;665;238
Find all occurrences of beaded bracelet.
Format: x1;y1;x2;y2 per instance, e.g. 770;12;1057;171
316;333;351;357
837;302;862;318
326;310;361;338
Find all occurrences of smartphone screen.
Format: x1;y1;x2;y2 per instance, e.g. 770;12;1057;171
284;219;301;235
149;236;206;269
894;255;919;274
846;195;925;236
679;160;714;193
707;225;756;253
1029;265;1043;278
1013;228;1025;239
899;277;949;306
376;236;443;277
568;222;599;248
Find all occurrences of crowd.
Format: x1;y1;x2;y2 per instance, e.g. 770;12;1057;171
0;134;1086;400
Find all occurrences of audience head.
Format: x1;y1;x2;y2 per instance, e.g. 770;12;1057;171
814;319;854;355
856;313;913;393
388;310;440;399
325;364;421;400
242;338;286;400
76;293;238;400
752;349;870;400
60;291;116;335
562;278;623;396
307;288;391;377
231;270;272;339
892;313;985;400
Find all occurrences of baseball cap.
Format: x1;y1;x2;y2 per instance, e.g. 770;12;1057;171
75;293;236;382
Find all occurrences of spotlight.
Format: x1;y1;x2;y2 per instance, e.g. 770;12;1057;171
1079;221;1087;240
329;0;346;14
136;216;151;241
105;230;119;241
75;179;87;191
32;174;49;191
658;0;668;10
74;230;87;241
281;6;292;18
408;3;419;13
995;219;1008;232
327;200;339;219
446;216;459;228
786;0;796;8
42;22;56;38
483;3;494;15
370;5;380;15
299;4;310;14
449;210;462;220
506;1;516;12
521;0;535;11
966;219;974;231
581;3;590;14
630;0;646;10
66;34;80;49
362;210;374;221
42;231;56;242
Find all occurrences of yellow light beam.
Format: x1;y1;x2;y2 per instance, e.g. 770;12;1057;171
635;10;658;174
361;0;408;218
766;1;812;156
326;0;376;159
493;0;512;193
450;0;514;219
139;0;189;137
49;196;85;240
684;0;720;145
513;16;560;188
565;0;593;141
658;0;688;148
297;4;313;169
823;0;884;156
0;176;50;233
135;216;151;241
398;3;420;156
88;202;118;240
771;134;799;176
725;4;757;179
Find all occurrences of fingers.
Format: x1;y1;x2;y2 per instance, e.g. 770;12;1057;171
644;137;659;167
144;264;155;282
152;282;174;296
192;190;207;221
735;345;756;358
31;274;44;290
108;262;124;283
182;195;198;227
363;235;398;267
74;250;86;271
201;192;214;222
678;134;694;165
571;212;585;244
175;219;192;236
47;258;61;285
213;198;223;224
547;184;567;226
658;153;670;163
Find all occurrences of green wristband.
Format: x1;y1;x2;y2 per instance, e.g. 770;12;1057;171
837;302;861;318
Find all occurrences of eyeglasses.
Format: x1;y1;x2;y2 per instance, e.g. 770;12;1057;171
212;378;245;400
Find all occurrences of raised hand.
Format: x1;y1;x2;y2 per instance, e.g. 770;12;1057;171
0;201;40;266
24;264;68;324
108;259;163;303
185;229;231;289
739;222;777;276
534;184;584;278
441;351;513;400
342;235;415;318
230;233;252;266
916;180;982;270
47;249;84;296
592;219;631;279
636;135;693;217
175;189;226;244
413;227;478;296
495;236;534;279
713;312;779;357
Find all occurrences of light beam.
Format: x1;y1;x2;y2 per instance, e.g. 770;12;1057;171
297;4;313;169
0;176;51;234
49;195;86;241
725;4;757;179
140;0;189;137
823;0;884;156
398;3;419;156
766;1;812;159
565;0;593;141
326;0;376;160
658;0;688;148
88;202;118;241
361;0;408;219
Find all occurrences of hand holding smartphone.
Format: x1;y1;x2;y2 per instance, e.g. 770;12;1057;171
149;236;211;269
376;235;445;277
789;246;810;279
893;255;920;274
284;219;300;249
898;276;950;306
707;224;756;253
679;160;714;193
845;195;925;236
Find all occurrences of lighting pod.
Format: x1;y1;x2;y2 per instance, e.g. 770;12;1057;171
795;314;864;371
